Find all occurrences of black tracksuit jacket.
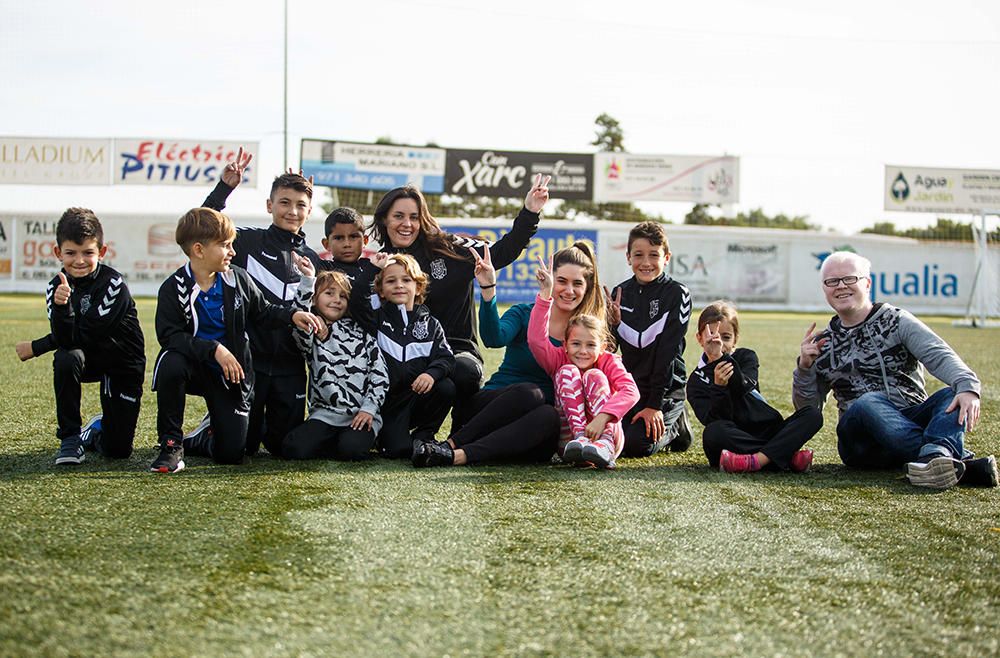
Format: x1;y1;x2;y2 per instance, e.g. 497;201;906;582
381;207;540;360
152;264;296;402
611;274;691;410
46;264;145;375
203;181;323;377
686;348;783;434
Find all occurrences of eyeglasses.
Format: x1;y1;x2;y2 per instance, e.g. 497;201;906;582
823;275;861;288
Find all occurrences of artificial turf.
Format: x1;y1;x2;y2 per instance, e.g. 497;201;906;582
0;294;997;656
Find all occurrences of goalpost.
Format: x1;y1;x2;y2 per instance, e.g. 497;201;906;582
959;211;1000;327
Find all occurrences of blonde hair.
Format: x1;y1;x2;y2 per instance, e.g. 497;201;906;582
552;241;605;324
374;253;429;304
314;270;352;306
175;207;236;256
565;313;615;352
821;251;871;279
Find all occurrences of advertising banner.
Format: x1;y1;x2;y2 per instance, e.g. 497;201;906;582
445;149;592;200
446;225;598;303
592;153;739;203
0;137;112;185
113;139;258;187
300;140;446;193
0;217;10;277
884;165;1000;214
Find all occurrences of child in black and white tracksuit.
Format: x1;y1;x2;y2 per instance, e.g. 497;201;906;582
687;301;822;473
283;255;390;460
349;253;456;459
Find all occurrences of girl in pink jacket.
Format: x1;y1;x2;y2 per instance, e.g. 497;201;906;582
528;256;640;469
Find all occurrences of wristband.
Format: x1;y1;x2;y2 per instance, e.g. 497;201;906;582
480;283;497;289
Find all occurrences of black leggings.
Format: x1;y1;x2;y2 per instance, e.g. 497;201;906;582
283;418;374;461
450;383;560;464
377;378;457;458
702;406;823;470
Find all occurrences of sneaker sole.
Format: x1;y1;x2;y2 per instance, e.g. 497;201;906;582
55;454;85;466
581;445;612;469
150;460;186;474
907;457;964;489
562;441;586;464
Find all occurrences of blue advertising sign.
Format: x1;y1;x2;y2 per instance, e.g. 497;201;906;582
449;226;598;303
300;139;445;193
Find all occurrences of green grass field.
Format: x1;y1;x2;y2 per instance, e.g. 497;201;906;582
1;293;997;657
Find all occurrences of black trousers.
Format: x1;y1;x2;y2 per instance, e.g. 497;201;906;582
377;378;456;458
153;351;250;465
283;418;375;461
701;406;823;470
450;351;484;427
450;383;560;464
52;348;143;458
245;371;307;458
621;397;690;458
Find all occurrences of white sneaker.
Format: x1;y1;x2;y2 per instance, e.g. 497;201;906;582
582;439;615;469
906;456;965;490
562;438;588;464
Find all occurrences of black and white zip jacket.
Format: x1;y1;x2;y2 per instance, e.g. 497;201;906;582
687;348;783;435
292;275;390;433
381;206;540;360
203;181;323;377
611;273;692;409
348;285;455;394
45;263;145;375
317;256;379;292
152;264;296;400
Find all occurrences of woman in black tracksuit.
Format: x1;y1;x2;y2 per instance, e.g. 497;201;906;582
368;174;551;425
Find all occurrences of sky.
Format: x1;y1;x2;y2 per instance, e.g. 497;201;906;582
2;0;999;232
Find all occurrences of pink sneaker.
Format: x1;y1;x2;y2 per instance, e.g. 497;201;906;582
719;449;761;474
582;438;616;469
789;449;814;473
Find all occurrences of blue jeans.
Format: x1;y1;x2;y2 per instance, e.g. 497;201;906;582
837;389;972;468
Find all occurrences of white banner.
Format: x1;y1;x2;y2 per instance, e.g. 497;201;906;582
113;139;259;187
884;165;1000;214
592;153;740;203
0;137;112;185
300;139;446;193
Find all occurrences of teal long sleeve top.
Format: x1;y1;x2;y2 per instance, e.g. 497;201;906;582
478;296;559;403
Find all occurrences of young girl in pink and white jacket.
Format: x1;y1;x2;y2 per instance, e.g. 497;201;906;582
528;255;640;469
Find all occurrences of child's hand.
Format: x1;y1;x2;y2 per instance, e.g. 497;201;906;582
604;286;622;326
53;272;71;306
713;360;734;387
469;246;496;287
701;322;725;361
314;322;329;341
798;322;827;369
633;407;664;439
350;411;374;432
584;412;614;440
221;146;253;187
371;252;390;270
411;373;435;394
215;344;245;383
15;341;34;362
292;311;324;334
524;173;551;213
286;166;315;187
535;254;554;299
291;252;315;278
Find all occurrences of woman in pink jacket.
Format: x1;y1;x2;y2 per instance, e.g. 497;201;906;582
528;255;640;469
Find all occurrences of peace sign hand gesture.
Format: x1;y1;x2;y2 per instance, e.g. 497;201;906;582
524;173;551;213
536;254;554;300
604;285;622;326
469;247;496;287
799;322;828;369
221;146;253;188
286;167;315;187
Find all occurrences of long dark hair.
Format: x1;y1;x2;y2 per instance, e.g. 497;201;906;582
369;186;465;261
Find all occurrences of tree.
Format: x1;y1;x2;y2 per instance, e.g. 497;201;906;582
591;113;624;152
683;204;816;230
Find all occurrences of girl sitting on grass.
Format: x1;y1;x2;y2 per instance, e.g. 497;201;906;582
527;253;639;469
686;301;823;473
284;254;390;460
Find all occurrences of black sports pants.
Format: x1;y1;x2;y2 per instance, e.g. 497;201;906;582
377;378;456;458
701;406;823;470
283;419;375;461
450;383;561;464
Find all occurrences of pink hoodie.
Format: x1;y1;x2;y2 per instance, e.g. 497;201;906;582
527;294;640;421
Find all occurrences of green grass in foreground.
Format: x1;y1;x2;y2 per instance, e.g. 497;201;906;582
0;293;997;656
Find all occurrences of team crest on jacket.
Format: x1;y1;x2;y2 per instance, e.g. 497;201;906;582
649;299;659;319
79;294;92;315
430;258;447;280
412;318;429;340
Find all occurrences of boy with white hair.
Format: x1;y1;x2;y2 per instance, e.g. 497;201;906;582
792;251;995;489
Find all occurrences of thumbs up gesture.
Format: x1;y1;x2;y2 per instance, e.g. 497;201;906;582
54;272;71;306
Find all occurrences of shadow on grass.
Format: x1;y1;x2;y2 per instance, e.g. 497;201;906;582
0;448;969;496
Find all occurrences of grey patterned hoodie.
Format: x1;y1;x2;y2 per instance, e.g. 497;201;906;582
792;303;981;416
293;275;390;433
